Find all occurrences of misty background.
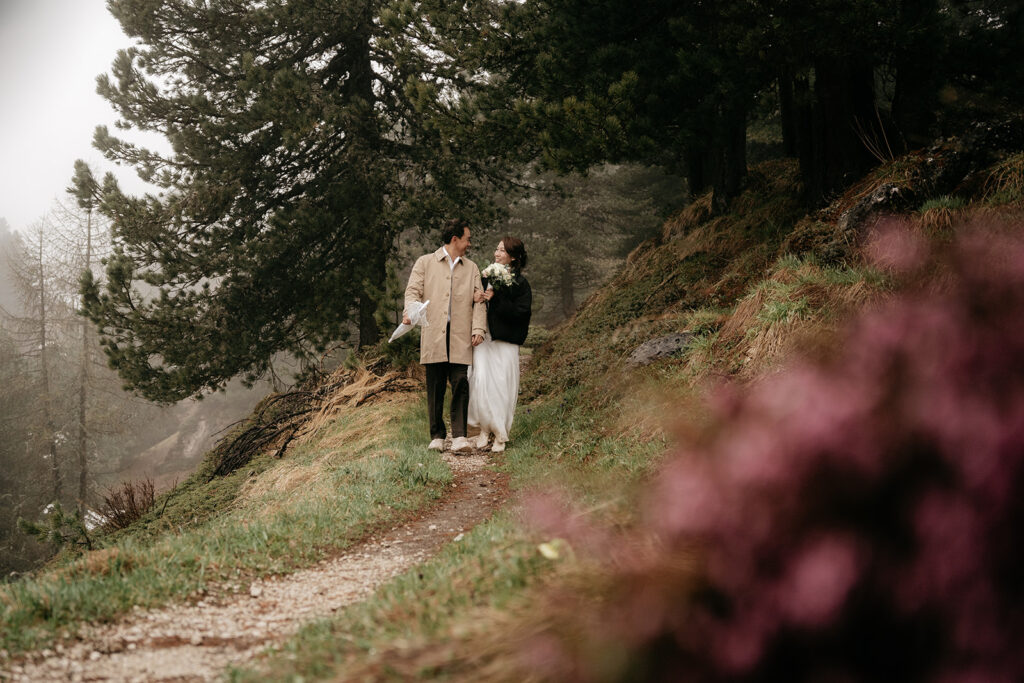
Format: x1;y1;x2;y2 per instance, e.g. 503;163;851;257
0;3;684;575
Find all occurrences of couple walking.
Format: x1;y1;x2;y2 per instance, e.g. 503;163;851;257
403;218;532;453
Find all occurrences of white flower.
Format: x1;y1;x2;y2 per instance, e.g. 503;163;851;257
481;262;514;289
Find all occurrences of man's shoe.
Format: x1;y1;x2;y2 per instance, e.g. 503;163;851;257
428;438;444;451
451;436;472;452
491;440;506;453
475;432;490;449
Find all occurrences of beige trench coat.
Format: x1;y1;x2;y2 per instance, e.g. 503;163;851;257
404;247;487;365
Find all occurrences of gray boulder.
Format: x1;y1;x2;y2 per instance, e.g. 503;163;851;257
627;332;693;366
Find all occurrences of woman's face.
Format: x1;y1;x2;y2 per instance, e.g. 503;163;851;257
494;241;514;266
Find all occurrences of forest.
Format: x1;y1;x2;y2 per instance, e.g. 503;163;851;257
1;0;1023;680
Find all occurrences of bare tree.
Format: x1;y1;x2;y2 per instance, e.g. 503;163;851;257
3;220;73;503
63;162;109;512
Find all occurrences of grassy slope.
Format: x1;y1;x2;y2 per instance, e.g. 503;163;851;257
4;150;1021;674
0;393;450;653
234;152;1024;681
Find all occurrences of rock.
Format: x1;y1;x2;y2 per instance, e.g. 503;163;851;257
627;332;694;366
837;182;909;235
249;583;263;598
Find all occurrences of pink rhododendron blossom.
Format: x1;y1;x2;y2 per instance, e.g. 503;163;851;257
776;536;862;626
866;220;927;272
525;225;1024;681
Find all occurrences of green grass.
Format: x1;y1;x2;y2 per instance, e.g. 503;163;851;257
5;146;984;678
918;195;966;212
229;383;669;681
0;396;450;654
522;161;807;401
229;511;546;682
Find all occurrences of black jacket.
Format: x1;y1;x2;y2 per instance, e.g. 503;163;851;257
483;272;532;345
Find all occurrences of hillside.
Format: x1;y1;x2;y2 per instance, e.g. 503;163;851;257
2;134;1023;680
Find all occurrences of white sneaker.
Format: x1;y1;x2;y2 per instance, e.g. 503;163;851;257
451;436;472;452
491;440;506;453
427;438;444;451
475;432;490;449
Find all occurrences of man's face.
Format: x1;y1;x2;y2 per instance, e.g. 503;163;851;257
451;227;471;257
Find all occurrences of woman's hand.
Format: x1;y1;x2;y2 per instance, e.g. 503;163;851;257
473;290;486;303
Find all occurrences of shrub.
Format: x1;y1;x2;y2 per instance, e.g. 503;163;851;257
526;223;1024;682
100;478;157;531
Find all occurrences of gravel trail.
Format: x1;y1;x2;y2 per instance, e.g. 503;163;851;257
5;449;507;683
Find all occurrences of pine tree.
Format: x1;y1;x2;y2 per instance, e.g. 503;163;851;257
0;325;49;574
478;0;1024;207
476;165;682;324
473;0;772;209
64;162;110;512
83;0;509;402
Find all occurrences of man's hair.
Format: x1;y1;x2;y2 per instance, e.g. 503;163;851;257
441;218;469;245
502;235;528;272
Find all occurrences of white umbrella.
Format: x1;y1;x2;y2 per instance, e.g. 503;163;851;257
388;299;429;342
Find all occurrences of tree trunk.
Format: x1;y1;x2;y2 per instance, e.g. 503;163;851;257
778;70;799;157
793;73;815;193
711;100;748;214
892;0;940;148
77;208;92;513
559;260;576;320
684;144;710;199
805;58;877;204
350;11;387;349
358;250;386;348
38;235;60;503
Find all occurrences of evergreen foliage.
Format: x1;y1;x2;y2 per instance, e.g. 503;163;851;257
480;165;683;325
478;0;1024;207
83;0;509;402
18;502;93;552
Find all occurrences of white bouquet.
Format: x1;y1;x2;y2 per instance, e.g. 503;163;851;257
481;262;514;290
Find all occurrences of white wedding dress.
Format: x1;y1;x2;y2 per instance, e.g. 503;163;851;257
467;332;520;446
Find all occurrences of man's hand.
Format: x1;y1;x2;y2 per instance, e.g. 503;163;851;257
482;289;494;302
472;334;484;346
473;290;486;303
402;313;411;325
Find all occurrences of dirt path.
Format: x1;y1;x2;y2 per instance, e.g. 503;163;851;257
5;449;507;683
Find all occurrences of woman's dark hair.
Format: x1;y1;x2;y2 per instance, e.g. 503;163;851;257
502;235;527;272
441;218;469;245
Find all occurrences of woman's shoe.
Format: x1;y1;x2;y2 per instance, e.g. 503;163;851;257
475;432;490;449
491;440;506;453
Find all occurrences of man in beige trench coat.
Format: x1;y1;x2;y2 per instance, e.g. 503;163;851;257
404;218;487;452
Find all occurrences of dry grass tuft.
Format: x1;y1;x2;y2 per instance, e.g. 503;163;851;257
917;206;963;233
236;393;417;510
302;368;420;438
982;152;1024;203
55;548;134;580
662;193;713;241
315;396;417;453
837;280;877;309
719;289;766;342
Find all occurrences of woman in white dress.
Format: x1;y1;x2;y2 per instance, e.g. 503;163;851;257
468;237;532;453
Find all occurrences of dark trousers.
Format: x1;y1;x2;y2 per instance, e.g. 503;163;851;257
424;324;469;440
